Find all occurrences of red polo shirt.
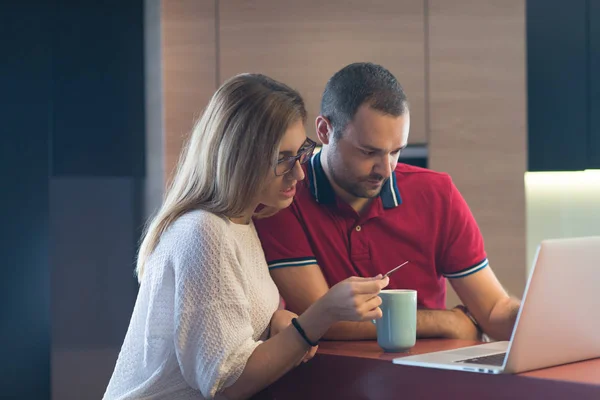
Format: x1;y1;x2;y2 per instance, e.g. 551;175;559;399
254;152;488;309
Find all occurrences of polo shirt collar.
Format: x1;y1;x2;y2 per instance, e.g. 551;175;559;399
306;151;402;209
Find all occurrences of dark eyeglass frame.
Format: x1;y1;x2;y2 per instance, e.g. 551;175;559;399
274;138;317;176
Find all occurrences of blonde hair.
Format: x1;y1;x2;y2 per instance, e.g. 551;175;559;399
136;74;307;281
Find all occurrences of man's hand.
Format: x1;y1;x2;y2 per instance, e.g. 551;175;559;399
270;309;318;364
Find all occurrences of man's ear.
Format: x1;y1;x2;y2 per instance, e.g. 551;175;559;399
315;115;333;145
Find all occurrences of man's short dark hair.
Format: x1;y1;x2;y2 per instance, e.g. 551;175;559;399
320;62;408;139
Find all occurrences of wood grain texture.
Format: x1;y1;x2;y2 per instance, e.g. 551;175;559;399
162;0;216;182
316;340;600;385
427;1;527;303
264;340;600;399
219;0;427;144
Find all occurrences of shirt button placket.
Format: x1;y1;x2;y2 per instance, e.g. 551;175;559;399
350;224;369;266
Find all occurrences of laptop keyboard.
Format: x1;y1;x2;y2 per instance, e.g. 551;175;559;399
455;352;506;366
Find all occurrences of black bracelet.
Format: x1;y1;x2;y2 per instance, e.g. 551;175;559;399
291;318;318;347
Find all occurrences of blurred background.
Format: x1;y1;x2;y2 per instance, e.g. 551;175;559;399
2;0;599;399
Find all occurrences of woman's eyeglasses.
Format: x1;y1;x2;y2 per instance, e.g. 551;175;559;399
274;138;317;176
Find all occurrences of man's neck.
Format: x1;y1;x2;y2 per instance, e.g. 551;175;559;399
320;149;373;215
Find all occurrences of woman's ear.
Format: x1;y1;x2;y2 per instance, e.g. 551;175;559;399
315;116;333;145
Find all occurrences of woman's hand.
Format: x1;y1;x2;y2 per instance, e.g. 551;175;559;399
321;275;390;323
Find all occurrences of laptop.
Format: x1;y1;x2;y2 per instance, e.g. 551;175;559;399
392;236;600;374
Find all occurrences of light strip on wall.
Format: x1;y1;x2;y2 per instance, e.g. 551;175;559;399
524;169;600;276
524;169;600;187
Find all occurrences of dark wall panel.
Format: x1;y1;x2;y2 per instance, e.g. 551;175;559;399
50;178;138;349
52;0;145;177
590;0;600;169
527;0;588;171
0;1;52;399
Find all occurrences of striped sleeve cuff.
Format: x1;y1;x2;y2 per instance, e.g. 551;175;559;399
267;257;318;270
443;258;489;279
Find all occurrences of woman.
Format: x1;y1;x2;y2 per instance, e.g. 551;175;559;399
103;74;389;400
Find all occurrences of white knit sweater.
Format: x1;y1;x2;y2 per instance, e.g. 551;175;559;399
103;210;280;399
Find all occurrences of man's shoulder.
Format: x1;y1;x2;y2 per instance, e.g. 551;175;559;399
394;163;454;192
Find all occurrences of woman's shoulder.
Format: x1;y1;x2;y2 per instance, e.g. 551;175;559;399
156;209;230;257
168;209;228;235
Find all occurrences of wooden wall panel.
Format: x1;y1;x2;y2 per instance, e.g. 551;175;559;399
428;1;527;304
160;1;528;309
219;0;427;144
162;0;216;181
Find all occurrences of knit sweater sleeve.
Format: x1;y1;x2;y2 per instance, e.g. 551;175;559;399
171;214;261;399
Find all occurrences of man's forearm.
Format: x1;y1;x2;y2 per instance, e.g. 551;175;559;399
480;297;521;341
321;309;477;341
322;321;377;340
416;308;481;339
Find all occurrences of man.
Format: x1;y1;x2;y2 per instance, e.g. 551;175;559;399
254;62;520;341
